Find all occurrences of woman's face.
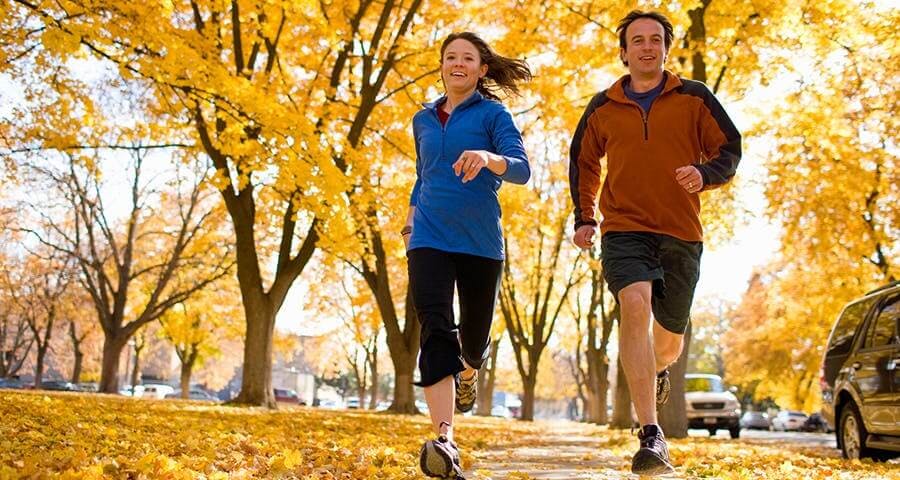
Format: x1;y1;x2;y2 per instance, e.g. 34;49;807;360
441;38;488;95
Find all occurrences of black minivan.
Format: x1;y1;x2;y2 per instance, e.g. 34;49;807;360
820;280;899;460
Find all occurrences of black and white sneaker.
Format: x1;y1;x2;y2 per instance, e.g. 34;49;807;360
419;435;464;478
456;371;477;413
631;424;675;476
656;370;670;406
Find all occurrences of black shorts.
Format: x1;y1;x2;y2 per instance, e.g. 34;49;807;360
600;231;702;334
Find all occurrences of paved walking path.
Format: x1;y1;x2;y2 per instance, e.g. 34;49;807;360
466;422;674;479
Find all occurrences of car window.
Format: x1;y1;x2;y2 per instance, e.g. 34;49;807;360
865;295;898;348
827;299;875;356
685;377;724;392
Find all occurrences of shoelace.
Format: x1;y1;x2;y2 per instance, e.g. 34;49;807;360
458;374;477;401
639;432;668;456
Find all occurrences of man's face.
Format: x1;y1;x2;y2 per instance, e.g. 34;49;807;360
620;18;668;77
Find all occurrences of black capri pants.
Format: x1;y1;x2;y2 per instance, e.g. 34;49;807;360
408;247;503;387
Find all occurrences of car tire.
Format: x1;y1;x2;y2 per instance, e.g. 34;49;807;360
839;402;888;460
708;428;717;437
729;426;740;439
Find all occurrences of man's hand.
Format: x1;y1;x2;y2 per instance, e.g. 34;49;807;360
675;166;703;194
573;225;597;250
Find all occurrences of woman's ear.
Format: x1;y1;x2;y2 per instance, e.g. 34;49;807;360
479;63;488;78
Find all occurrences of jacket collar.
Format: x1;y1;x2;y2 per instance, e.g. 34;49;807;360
423;90;484;111
606;70;682;104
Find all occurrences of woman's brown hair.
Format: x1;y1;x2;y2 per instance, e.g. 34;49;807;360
440;32;532;101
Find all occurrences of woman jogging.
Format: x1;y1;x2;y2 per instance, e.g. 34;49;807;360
403;31;532;479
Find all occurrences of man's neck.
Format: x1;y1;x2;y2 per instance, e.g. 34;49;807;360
629;71;665;93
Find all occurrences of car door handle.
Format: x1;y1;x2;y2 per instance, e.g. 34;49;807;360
888;359;898;371
851;362;862;370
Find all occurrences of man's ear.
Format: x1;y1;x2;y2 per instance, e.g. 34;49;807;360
619;48;628;66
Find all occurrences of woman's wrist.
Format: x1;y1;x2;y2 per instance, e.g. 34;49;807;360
489;153;508;176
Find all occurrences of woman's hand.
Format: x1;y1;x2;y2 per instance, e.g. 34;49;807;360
453;150;507;183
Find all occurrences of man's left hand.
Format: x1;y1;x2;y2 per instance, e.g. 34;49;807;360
675;166;703;194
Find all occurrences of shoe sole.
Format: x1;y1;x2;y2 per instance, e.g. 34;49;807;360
632;451;675;476
420;441;454;478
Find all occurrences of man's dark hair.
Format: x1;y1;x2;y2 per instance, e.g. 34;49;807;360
616;10;675;64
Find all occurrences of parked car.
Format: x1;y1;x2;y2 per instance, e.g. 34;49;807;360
165;389;220;402
345;397;360;409
771;410;808;431
740;411;771;430
0;378;27;389
138;384;176;399
820;280;900;460
40;380;79;391
802;413;833;433
77;382;99;393
685;373;741;438
273;388;300;404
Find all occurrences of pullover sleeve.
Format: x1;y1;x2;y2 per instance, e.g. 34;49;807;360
569;92;607;230
695;85;742;189
489;106;530;185
409;117;422;206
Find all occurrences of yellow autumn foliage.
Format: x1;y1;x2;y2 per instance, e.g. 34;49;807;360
3;391;899;479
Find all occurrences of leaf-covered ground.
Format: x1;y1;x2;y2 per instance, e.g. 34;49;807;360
2;390;898;479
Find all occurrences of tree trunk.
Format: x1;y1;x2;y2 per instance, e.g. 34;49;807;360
368;343;378;410
232;301;277;408
659;322;692;438
611;353;633;429
520;372;537;421
69;321;84;384
33;344;48;388
130;343;143;390
98;334;127;393
476;338;500;416
584;352;608;424
180;353;197;399
71;349;84;384
386;291;420;414
390;354;417;413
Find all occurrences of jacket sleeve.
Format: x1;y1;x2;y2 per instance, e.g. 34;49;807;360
489;105;530;184
569;93;607;230
409;116;422;206
695;86;742;190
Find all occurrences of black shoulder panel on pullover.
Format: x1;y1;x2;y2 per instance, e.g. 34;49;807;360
569;90;611;229
676;79;742;187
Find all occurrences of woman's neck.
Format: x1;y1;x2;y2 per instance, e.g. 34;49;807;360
443;88;476;113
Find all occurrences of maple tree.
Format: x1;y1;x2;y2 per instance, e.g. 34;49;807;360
158;279;244;398
16;154;232;393
724;2;898;411
3;246;74;387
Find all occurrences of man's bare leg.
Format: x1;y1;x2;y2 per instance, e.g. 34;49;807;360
653;322;684;373
617;281;657;427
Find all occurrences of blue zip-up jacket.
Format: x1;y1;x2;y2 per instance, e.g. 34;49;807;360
408;92;530;260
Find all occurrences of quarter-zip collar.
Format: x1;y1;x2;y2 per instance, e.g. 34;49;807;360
423;90;485;114
606;70;682;105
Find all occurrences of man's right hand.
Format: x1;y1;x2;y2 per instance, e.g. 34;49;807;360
573;225;597;250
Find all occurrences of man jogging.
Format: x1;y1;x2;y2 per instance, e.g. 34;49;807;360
568;9;741;476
